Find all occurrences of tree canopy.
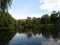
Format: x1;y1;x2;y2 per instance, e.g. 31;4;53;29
0;0;12;12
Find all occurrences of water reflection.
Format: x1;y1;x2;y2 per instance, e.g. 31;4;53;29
0;29;60;45
9;33;43;45
9;32;60;45
0;29;16;45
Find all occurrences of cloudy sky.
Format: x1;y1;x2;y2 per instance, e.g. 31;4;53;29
8;0;60;19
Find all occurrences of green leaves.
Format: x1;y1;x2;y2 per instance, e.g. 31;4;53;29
0;11;15;27
0;0;12;11
40;14;50;24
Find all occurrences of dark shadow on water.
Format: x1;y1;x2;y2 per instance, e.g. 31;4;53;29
0;29;16;45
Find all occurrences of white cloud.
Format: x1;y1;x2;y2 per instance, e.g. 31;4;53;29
39;0;60;12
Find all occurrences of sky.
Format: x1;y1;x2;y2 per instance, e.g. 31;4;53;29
8;0;60;19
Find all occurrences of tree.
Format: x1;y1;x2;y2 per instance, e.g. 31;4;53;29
0;0;12;12
50;11;58;24
0;0;12;28
25;17;32;30
0;11;15;28
40;14;50;24
57;11;60;23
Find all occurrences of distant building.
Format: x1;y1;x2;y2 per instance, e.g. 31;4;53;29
26;17;31;21
19;17;31;22
20;19;26;22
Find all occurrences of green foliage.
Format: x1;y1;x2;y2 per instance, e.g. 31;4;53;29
0;11;15;28
40;14;50;24
0;0;12;11
17;11;60;36
50;11;59;24
0;10;60;40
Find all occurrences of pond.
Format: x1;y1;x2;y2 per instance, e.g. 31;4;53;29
0;29;60;45
9;32;60;45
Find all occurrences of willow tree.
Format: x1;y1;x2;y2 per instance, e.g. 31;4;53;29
0;0;12;12
0;0;12;27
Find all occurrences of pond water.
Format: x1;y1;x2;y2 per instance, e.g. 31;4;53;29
8;32;60;45
0;29;60;45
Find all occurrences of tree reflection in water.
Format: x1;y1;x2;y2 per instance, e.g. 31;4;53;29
0;27;60;45
0;29;16;45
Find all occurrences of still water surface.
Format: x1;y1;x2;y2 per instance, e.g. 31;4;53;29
9;32;60;45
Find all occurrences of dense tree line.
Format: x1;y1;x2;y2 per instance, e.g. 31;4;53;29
17;11;60;34
0;0;60;34
0;10;60;34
